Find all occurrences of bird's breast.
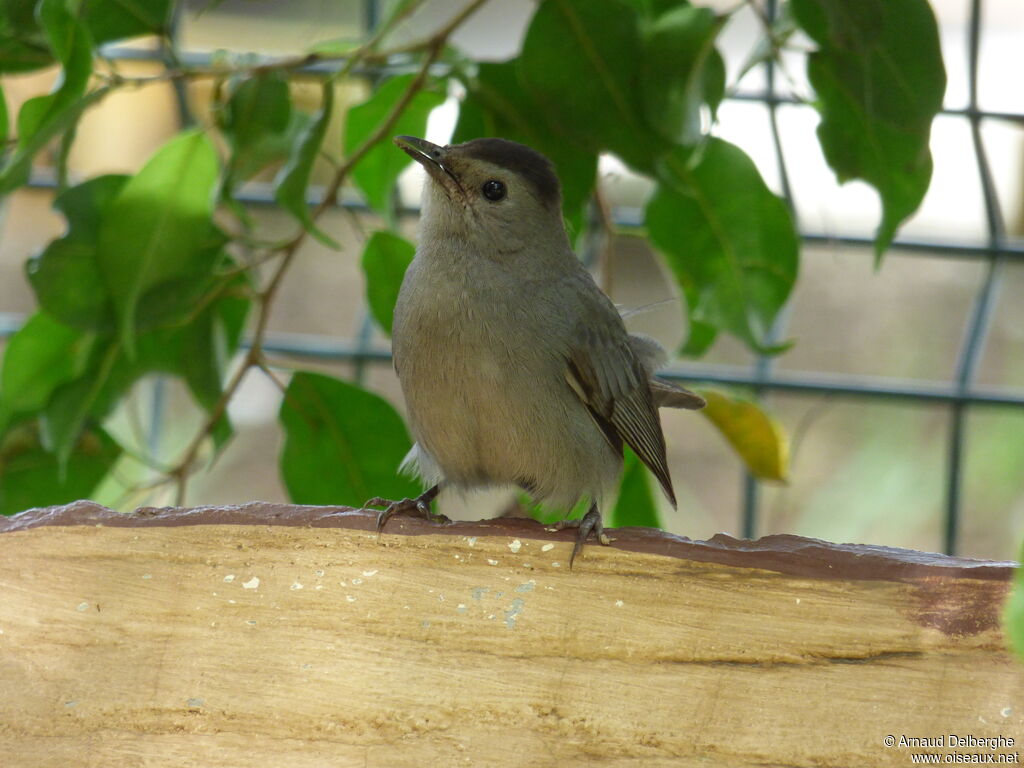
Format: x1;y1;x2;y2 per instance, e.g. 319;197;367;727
391;256;583;484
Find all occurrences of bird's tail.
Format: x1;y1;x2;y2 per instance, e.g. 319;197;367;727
650;378;706;410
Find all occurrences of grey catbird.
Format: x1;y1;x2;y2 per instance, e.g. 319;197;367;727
367;135;705;566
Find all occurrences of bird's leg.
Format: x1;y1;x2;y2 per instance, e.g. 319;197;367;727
364;484;448;534
554;503;611;569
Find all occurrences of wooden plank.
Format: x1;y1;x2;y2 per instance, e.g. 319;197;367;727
0;501;1020;767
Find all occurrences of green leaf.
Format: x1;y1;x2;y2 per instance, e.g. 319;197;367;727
30;174;228;335
696;388;789;481
279;372;418;506
679;316;717;357
40;284;250;465
82;0;171;45
343;74;444;215
0;88;106;197
55;172;128;241
609;448;661;528
791;0;945;259
361;231;413;336
0;0;99;196
274;80;338;248
1005;541;1024;660
646;139;798;354
640;4;726;146
42;339;122;467
221;72;292;150
138;285;250;452
96;129;220;353
519;0;667;172
0;405;12;438
623;0;695;16
0;312;93;414
452;60;598;231
0;421;121;516
27;174;128;331
38;0;85;62
0;0;53;72
220;71;296;191
230;112;312;207
176;281;251;450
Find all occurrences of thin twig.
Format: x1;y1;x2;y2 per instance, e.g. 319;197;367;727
256;360;289;396
171;354;252;504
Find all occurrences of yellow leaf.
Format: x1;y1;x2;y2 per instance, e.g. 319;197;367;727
696;388;789;482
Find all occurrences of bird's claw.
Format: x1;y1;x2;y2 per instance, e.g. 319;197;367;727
364;493;450;535
554;507;612;568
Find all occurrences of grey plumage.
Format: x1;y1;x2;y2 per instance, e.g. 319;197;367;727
374;135;704;564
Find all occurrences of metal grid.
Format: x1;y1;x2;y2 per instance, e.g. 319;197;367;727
713;0;1021;551
2;0;1022;554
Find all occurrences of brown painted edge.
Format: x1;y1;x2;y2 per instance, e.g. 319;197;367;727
0;500;1017;584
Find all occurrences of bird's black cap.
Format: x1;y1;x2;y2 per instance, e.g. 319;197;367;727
456;138;561;207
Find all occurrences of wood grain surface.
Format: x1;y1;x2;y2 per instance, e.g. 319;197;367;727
0;501;1020;767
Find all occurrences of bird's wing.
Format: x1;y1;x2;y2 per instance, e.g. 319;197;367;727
565;322;677;507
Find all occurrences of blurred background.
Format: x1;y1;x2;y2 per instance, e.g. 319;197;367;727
1;0;1021;559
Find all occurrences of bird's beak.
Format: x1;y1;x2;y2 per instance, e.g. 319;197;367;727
394;135;465;199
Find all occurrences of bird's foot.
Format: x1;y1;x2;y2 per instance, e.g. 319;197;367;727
365;486;448;535
553;506;611;569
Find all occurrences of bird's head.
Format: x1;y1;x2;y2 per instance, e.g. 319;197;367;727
394;135;568;257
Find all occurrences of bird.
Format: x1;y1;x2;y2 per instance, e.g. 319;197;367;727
365;135;705;567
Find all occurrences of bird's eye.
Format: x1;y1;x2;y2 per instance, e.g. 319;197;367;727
481;179;506;201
